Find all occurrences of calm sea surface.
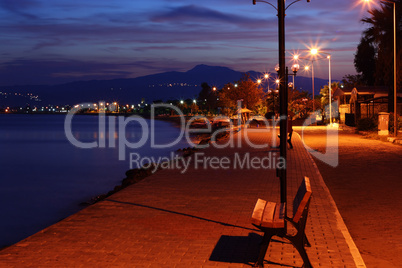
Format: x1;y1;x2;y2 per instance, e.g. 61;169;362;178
0;114;189;248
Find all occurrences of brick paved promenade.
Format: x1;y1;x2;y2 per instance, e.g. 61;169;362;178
0;128;366;267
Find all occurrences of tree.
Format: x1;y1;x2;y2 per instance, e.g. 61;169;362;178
342;74;364;88
354;36;376;85
217;73;266;114
289;88;312;119
217;83;237;115
320;82;340;108
359;0;402;111
197;82;218;113
320;82;340;121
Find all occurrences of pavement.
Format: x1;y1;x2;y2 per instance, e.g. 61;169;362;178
0;128;366;267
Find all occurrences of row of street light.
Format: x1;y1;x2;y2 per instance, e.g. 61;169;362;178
293;49;333;123
256;48;333;123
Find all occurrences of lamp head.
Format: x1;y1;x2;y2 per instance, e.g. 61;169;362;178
291;63;300;74
310;48;318;55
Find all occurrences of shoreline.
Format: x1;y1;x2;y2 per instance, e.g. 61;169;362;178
85;118;233;205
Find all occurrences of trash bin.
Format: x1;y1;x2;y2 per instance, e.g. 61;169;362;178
378;112;390;136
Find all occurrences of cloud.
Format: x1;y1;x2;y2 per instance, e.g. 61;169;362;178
0;59;134;86
150;4;269;28
0;0;364;86
152;5;238;23
0;0;40;19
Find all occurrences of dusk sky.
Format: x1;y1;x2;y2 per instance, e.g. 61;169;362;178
0;0;374;87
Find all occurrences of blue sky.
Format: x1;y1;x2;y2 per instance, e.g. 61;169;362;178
0;0;371;86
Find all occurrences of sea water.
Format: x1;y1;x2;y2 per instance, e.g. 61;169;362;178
0;114;190;248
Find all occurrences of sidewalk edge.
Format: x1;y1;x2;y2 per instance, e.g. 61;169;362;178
295;132;366;268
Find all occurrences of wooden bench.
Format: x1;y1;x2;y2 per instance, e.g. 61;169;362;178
251;176;313;268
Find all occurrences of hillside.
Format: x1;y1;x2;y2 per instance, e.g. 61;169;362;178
0;64;330;106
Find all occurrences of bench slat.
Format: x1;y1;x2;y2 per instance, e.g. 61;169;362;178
251;198;267;226
293;176;312;223
272;203;285;228
260;202;277;228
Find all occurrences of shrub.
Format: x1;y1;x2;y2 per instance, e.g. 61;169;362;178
357;117;377;131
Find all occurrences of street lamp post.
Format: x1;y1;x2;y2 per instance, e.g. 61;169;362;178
392;0;397;136
327;54;332;124
310;49;317;113
315;51;333;124
274;78;280;114
253;0;310;208
386;0;398;136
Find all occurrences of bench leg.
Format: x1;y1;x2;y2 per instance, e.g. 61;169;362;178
286;235;313;268
297;245;312;268
304;233;311;247
254;232;273;268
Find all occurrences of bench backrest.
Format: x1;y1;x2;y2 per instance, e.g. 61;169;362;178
292;176;312;223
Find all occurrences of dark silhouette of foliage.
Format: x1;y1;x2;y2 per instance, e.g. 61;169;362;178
354;36;376;85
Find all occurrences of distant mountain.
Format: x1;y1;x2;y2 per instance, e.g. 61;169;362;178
0;64;330;107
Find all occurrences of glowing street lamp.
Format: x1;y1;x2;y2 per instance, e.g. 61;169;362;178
310;48;318;55
309;49;332;123
294;51;317;111
264;73;270;92
291;63;300;88
295;48;332;123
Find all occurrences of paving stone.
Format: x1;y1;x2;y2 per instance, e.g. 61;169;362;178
0;128;365;267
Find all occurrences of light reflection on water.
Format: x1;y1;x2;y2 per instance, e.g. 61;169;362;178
0;114;189;248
